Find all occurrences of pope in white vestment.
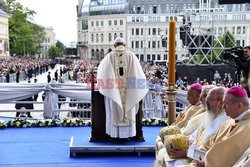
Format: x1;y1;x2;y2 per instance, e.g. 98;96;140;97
97;37;148;138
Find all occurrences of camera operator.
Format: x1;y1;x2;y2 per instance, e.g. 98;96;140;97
233;46;250;96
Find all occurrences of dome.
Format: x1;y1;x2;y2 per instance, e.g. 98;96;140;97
80;0;128;16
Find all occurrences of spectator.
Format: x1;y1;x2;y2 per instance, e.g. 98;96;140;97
213;70;221;84
54;69;58;81
47;72;51;83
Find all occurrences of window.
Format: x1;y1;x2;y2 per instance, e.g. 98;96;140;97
120;20;123;25
136;28;140;35
101;21;104;26
148;28;151;35
91;34;94;42
108;33;112;42
132;17;135;22
136;17;139;22
109;20;112;26
96;34;99;42
152;41;156;48
132;41;134;48
141;41;143;48
152;54;156;60
153;5;157;14
148;41;151;48
157;55;161;60
135;41;139;48
141;28;143;35
91;21;94;27
243;26;245;34
157;41;160;48
147;55;151;61
166;4;169;13
132;28;134;35
101;34;104;42
149;5;153;14
152;28;156;35
237;26;241;34
157;4;161;13
96;21;99;26
114;33;117;40
236;40;240;46
140;17;144;22
120;33;123;38
114;20;117;26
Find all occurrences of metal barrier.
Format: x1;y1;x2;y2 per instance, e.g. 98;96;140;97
0;98;91;119
62;72;69;82
9;73;16;83
0;76;6;83
0;84;187;120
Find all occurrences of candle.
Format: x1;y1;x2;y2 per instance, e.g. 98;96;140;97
168;20;176;86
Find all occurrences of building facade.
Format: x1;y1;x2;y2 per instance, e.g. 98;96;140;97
0;9;10;58
41;26;56;58
76;0;250;64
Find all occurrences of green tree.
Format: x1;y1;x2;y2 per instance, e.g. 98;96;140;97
219;30;236;49
56;41;65;57
5;0;45;56
48;45;59;59
213;30;236;60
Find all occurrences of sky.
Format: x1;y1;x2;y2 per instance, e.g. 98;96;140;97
17;0;78;45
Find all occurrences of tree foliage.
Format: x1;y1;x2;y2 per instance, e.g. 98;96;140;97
48;45;59;59
56;41;65;57
4;0;45;56
218;30;236;49
213;30;236;61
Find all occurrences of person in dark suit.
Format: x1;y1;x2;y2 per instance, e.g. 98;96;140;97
54;69;58;81
233;46;250;97
33;78;38;101
47;72;51;83
60;67;63;77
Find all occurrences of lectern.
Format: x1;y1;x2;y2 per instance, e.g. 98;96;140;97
90;88;144;142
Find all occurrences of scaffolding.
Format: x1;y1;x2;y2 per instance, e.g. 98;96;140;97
178;11;239;65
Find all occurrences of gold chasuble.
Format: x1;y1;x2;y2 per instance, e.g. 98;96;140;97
202;112;250;167
173;102;203;129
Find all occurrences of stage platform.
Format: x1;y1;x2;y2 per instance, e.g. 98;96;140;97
69;126;163;157
69;136;155;157
0;126;162;166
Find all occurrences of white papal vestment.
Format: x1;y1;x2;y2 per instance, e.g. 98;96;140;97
97;45;148;138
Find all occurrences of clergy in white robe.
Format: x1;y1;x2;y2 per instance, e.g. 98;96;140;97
97;37;148;138
142;81;154;118
181;85;215;136
154;83;164;118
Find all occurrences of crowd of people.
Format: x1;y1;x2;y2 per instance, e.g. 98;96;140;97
58;57;250;120
0;57;56;83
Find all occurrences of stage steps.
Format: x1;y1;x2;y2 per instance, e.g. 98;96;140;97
69;136;155;157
